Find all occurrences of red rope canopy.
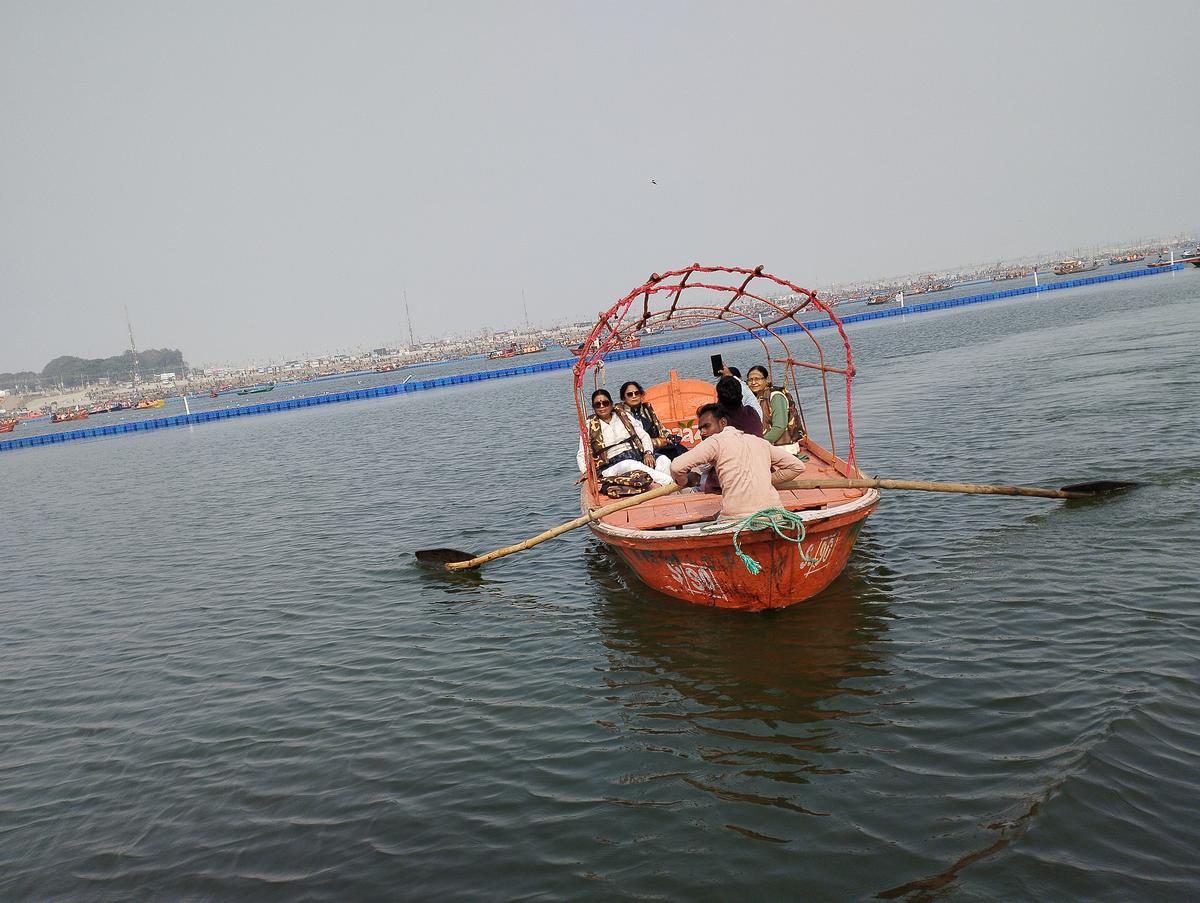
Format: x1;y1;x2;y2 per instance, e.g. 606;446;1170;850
573;263;860;482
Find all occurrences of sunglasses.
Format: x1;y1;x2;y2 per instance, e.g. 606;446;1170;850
624;389;641;398
593;399;612;408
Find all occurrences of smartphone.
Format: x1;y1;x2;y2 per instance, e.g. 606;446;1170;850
710;353;724;377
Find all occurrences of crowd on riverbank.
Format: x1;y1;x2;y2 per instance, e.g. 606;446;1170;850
5;239;1196;415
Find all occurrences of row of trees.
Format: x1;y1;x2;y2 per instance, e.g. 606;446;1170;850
1;349;187;392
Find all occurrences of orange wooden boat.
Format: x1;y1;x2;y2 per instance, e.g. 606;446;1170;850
574;264;879;611
0;418;16;433
50;408;89;423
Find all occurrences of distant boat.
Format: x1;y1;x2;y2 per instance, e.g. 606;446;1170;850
135;398;166;409
87;400;130;415
1146;248;1200;268
865;295;892;306
487;343;546;360
236;383;276;396
50;408;89;423
571;334;641;356
0;418;16;433
993;270;1029;281
908;282;952;295
1108;254;1145;265
1052;260;1099;276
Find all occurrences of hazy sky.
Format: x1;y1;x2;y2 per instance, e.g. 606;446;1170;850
3;1;1198;370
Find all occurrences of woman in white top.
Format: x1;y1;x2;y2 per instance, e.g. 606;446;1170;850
576;388;672;485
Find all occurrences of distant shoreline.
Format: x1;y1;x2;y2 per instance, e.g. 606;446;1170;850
4;239;1196;400
4;261;1190;453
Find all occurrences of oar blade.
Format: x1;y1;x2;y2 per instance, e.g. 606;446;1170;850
415;548;477;569
1059;480;1140;495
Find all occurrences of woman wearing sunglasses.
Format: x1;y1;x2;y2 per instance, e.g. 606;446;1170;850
617;381;689;460
576;388;673;485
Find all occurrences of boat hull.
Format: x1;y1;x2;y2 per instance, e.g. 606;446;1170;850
50;410;89;423
591;499;876;611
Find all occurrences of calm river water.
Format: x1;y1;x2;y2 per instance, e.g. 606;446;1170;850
3;270;1199;900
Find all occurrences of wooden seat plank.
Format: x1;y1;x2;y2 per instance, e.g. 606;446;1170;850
589;447;869;532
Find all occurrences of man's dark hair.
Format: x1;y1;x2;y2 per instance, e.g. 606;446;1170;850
696;403;726;421
715;376;743;412
727;366;742;379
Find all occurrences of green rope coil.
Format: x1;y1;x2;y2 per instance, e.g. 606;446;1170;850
704;508;818;575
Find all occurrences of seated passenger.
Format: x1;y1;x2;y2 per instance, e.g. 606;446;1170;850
747;365;803;455
669;404;808;519
716;363;760;410
619;381;688;460
716;375;763;437
577;388;673;486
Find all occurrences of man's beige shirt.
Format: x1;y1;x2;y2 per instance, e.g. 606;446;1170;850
669;426;806;518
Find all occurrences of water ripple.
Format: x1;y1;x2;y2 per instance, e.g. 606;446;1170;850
2;277;1199;898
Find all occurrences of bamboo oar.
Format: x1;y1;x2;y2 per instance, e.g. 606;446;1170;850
415;481;685;571
417;475;1135;572
776;477;1137;500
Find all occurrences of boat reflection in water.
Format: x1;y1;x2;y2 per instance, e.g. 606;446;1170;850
585;539;895;834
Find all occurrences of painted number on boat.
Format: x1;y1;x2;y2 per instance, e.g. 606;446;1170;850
800;534;838;576
665;559;730;601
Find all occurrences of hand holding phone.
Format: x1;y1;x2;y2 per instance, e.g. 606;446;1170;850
710;354;724;377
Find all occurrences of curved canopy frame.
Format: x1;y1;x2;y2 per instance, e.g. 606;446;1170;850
573;264;860;494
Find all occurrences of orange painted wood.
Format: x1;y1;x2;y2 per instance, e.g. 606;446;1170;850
641;370;717;448
586;437;876;610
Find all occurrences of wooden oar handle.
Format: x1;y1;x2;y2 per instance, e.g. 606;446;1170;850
777;477;1086;500
445;481;684;570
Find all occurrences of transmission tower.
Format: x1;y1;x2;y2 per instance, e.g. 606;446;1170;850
404;290;416;349
125;306;141;385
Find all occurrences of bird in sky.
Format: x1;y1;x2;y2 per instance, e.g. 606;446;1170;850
651;179;657;185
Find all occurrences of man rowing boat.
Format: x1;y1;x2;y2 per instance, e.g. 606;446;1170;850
669;403;807;518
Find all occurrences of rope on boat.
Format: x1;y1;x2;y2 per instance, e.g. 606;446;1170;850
703;508;818;575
